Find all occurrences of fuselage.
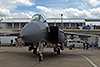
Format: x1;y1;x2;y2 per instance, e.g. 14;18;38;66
20;14;65;44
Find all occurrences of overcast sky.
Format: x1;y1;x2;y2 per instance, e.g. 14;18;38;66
0;0;100;21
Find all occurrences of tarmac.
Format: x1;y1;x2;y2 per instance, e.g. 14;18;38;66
0;47;100;67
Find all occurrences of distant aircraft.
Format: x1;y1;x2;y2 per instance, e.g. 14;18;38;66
1;14;98;61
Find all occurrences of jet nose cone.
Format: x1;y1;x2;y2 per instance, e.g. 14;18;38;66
20;23;42;43
20;34;27;42
20;34;24;39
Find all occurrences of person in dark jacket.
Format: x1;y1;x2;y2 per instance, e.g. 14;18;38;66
10;39;13;47
95;41;98;50
83;41;85;50
86;41;89;50
72;41;75;49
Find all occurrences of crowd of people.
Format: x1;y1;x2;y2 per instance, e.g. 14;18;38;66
83;41;99;50
10;39;24;47
7;39;100;50
91;41;99;50
67;40;99;50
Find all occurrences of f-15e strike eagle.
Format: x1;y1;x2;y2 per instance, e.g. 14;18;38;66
1;14;98;61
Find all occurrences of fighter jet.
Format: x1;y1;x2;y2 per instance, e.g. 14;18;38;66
1;14;98;61
20;14;66;61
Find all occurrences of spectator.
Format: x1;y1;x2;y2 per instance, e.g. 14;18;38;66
72;41;75;49
86;41;89;50
92;42;95;49
83;41;85;50
95;41;98;50
16;40;19;48
10;39;13;47
19;40;22;47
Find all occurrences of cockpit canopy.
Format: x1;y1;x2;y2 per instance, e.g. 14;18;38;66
31;14;44;22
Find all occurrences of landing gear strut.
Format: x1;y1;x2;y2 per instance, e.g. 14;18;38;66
39;51;43;61
39;42;44;61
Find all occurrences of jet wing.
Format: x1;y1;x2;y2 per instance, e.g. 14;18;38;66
59;29;99;37
64;32;99;37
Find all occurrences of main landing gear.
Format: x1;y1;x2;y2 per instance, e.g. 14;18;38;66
54;47;61;56
57;48;61;56
30;43;43;62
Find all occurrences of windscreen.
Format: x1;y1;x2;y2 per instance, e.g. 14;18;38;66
31;14;44;22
